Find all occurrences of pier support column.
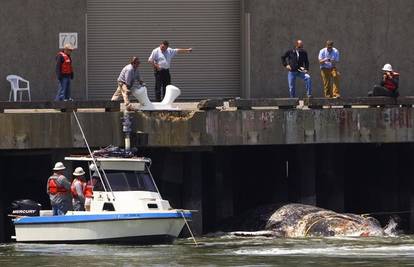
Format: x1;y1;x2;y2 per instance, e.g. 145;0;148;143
316;144;344;212
409;185;414;233
288;145;316;205
0;157;5;242
183;152;203;235
200;150;234;232
214;151;234;223
398;143;414;233
156;151;184;210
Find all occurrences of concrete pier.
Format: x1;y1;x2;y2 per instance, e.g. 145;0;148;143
1;100;414;149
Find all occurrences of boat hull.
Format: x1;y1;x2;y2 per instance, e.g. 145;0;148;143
14;212;191;244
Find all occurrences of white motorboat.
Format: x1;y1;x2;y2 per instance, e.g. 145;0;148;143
11;152;192;244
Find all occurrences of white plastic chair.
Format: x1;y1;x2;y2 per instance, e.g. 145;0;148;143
6;75;31;102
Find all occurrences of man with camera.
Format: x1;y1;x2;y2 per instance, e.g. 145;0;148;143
318;40;341;98
368;64;400;97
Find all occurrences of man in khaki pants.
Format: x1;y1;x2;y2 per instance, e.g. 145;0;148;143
111;57;143;111
318;40;340;98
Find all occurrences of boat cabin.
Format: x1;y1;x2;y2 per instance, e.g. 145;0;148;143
65;156;172;213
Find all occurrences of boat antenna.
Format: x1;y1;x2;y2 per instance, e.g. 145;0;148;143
72;111;115;201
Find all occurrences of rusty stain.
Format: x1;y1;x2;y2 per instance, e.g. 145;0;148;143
260;111;274;129
260;112;274;123
406;108;413;128
386;108;413;129
223;124;231;136
140;111;197;122
397;108;412;128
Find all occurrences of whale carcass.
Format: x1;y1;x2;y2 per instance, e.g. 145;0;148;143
264;204;384;237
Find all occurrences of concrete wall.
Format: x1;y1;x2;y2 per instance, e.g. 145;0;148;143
1;0;413;100
133;107;414;146
0;0;86;101
0;112;122;149
0;106;414;149
244;0;414;98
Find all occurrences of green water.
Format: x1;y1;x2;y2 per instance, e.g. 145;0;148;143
1;235;414;266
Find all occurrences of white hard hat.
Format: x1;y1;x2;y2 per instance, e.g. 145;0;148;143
73;167;85;176
382;63;393;72
53;162;66;171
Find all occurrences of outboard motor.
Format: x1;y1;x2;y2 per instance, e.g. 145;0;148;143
9;199;41;217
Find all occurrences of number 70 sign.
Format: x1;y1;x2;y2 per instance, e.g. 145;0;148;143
59;33;78;49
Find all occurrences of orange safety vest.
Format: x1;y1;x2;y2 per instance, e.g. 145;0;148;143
84;182;94;198
71;178;86;198
48;176;68;195
58;51;73;74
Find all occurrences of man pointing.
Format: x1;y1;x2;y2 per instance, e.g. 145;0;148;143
148;40;192;102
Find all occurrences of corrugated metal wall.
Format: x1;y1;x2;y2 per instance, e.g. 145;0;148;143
87;0;241;100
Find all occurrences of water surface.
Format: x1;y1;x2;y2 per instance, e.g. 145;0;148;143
1;235;414;266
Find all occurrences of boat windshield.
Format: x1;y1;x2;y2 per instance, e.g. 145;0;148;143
94;170;157;192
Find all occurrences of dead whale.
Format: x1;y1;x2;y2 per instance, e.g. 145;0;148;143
264;203;384;237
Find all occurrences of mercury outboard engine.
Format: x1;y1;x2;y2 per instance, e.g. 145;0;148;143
10;199;41;217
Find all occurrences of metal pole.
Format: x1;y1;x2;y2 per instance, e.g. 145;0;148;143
146;164;161;195
72;111;115;200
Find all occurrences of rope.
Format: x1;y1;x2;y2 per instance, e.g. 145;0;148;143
180;210;198;247
304;214;344;237
361;210;413;217
304;210;412;236
304;214;363;237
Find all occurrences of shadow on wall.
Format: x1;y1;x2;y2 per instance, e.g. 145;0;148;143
0;154;52;242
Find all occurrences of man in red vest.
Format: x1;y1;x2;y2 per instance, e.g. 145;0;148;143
46;162;72;215
71;167;87;211
55;43;74;101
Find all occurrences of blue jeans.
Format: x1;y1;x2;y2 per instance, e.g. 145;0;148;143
288;71;312;97
55;77;71;101
51;198;71;215
52;205;66;216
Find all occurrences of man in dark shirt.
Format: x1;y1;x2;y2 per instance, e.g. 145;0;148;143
55;44;74;101
281;40;312;98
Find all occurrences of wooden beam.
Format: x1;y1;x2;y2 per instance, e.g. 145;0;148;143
228;98;299;109
307;97;401;109
0;100;120;112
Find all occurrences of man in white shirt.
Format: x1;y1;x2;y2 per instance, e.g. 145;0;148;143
318;40;341;98
148;40;192;102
